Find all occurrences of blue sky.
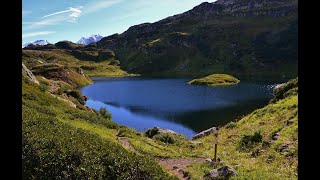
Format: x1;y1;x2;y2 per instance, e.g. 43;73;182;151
22;0;216;44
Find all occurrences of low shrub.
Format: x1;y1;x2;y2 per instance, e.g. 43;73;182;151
238;131;263;149
40;83;48;92
99;107;112;120
145;127;159;138
117;126;141;138
154;133;177;144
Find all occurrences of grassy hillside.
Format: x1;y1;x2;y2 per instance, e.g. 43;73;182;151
186;78;298;179
22;73;177;179
22;54;298;179
22;48;134;78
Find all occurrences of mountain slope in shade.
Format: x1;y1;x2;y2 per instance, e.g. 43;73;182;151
77;34;104;45
96;0;298;78
24;40;50;47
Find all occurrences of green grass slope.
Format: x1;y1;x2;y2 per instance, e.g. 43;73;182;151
22;55;298;179
22;48;134;77
186;78;298;179
22;75;177;179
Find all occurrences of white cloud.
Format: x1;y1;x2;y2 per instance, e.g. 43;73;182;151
22;31;55;39
23;6;83;29
83;0;123;14
43;7;82;19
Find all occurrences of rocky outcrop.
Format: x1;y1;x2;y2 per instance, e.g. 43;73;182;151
192;127;219;140
22;63;39;85
204;165;237;180
190;0;297;17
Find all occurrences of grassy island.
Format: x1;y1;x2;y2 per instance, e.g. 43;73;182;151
187;74;240;86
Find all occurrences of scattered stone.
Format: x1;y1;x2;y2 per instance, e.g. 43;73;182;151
178;169;190;179
267;155;274;163
284;119;295;126
204;166;237;180
192;127;219;140
271;132;280;140
172;166;179;170
279;143;294;153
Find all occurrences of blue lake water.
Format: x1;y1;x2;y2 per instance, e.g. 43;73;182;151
81;77;278;139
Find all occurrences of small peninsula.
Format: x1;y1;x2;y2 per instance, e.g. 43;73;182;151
187;74;240;86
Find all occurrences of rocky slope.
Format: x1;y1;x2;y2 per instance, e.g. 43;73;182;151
96;0;297;78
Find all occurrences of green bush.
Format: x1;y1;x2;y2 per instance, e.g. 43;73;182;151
145;127;159;138
271;78;298;103
225;122;237;129
154;133;176;144
99;107;112;120
40;83;48;92
238;131;263;149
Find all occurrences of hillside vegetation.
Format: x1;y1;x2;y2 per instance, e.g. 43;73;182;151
22;70;177;179
22;0;298;178
22;57;298;179
186;78;298;179
22;42;135;78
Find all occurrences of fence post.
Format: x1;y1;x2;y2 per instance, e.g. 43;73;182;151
213;128;219;162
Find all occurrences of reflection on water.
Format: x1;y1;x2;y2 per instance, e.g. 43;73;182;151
81;77;279;139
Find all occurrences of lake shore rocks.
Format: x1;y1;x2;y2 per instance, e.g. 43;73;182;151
145;127;178;138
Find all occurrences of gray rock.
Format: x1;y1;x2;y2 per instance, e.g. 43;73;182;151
192;127;218;140
157;127;178;135
204;165;237;179
272;132;280;140
279;143;294;153
77;67;88;78
22;63;39;85
205;158;213;163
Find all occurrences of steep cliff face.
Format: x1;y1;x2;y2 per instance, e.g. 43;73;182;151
96;0;298;78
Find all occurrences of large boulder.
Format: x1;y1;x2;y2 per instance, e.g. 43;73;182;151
22;63;39;85
192;127;218;140
145;127;177;138
204;166;237;180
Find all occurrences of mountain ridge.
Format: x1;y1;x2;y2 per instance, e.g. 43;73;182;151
77;34;104;45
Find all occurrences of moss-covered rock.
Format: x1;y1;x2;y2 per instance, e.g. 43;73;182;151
188;74;240;86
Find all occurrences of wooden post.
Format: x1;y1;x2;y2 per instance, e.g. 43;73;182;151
213;128;219;162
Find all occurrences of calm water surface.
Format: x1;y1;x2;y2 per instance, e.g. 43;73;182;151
81;77;279;139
